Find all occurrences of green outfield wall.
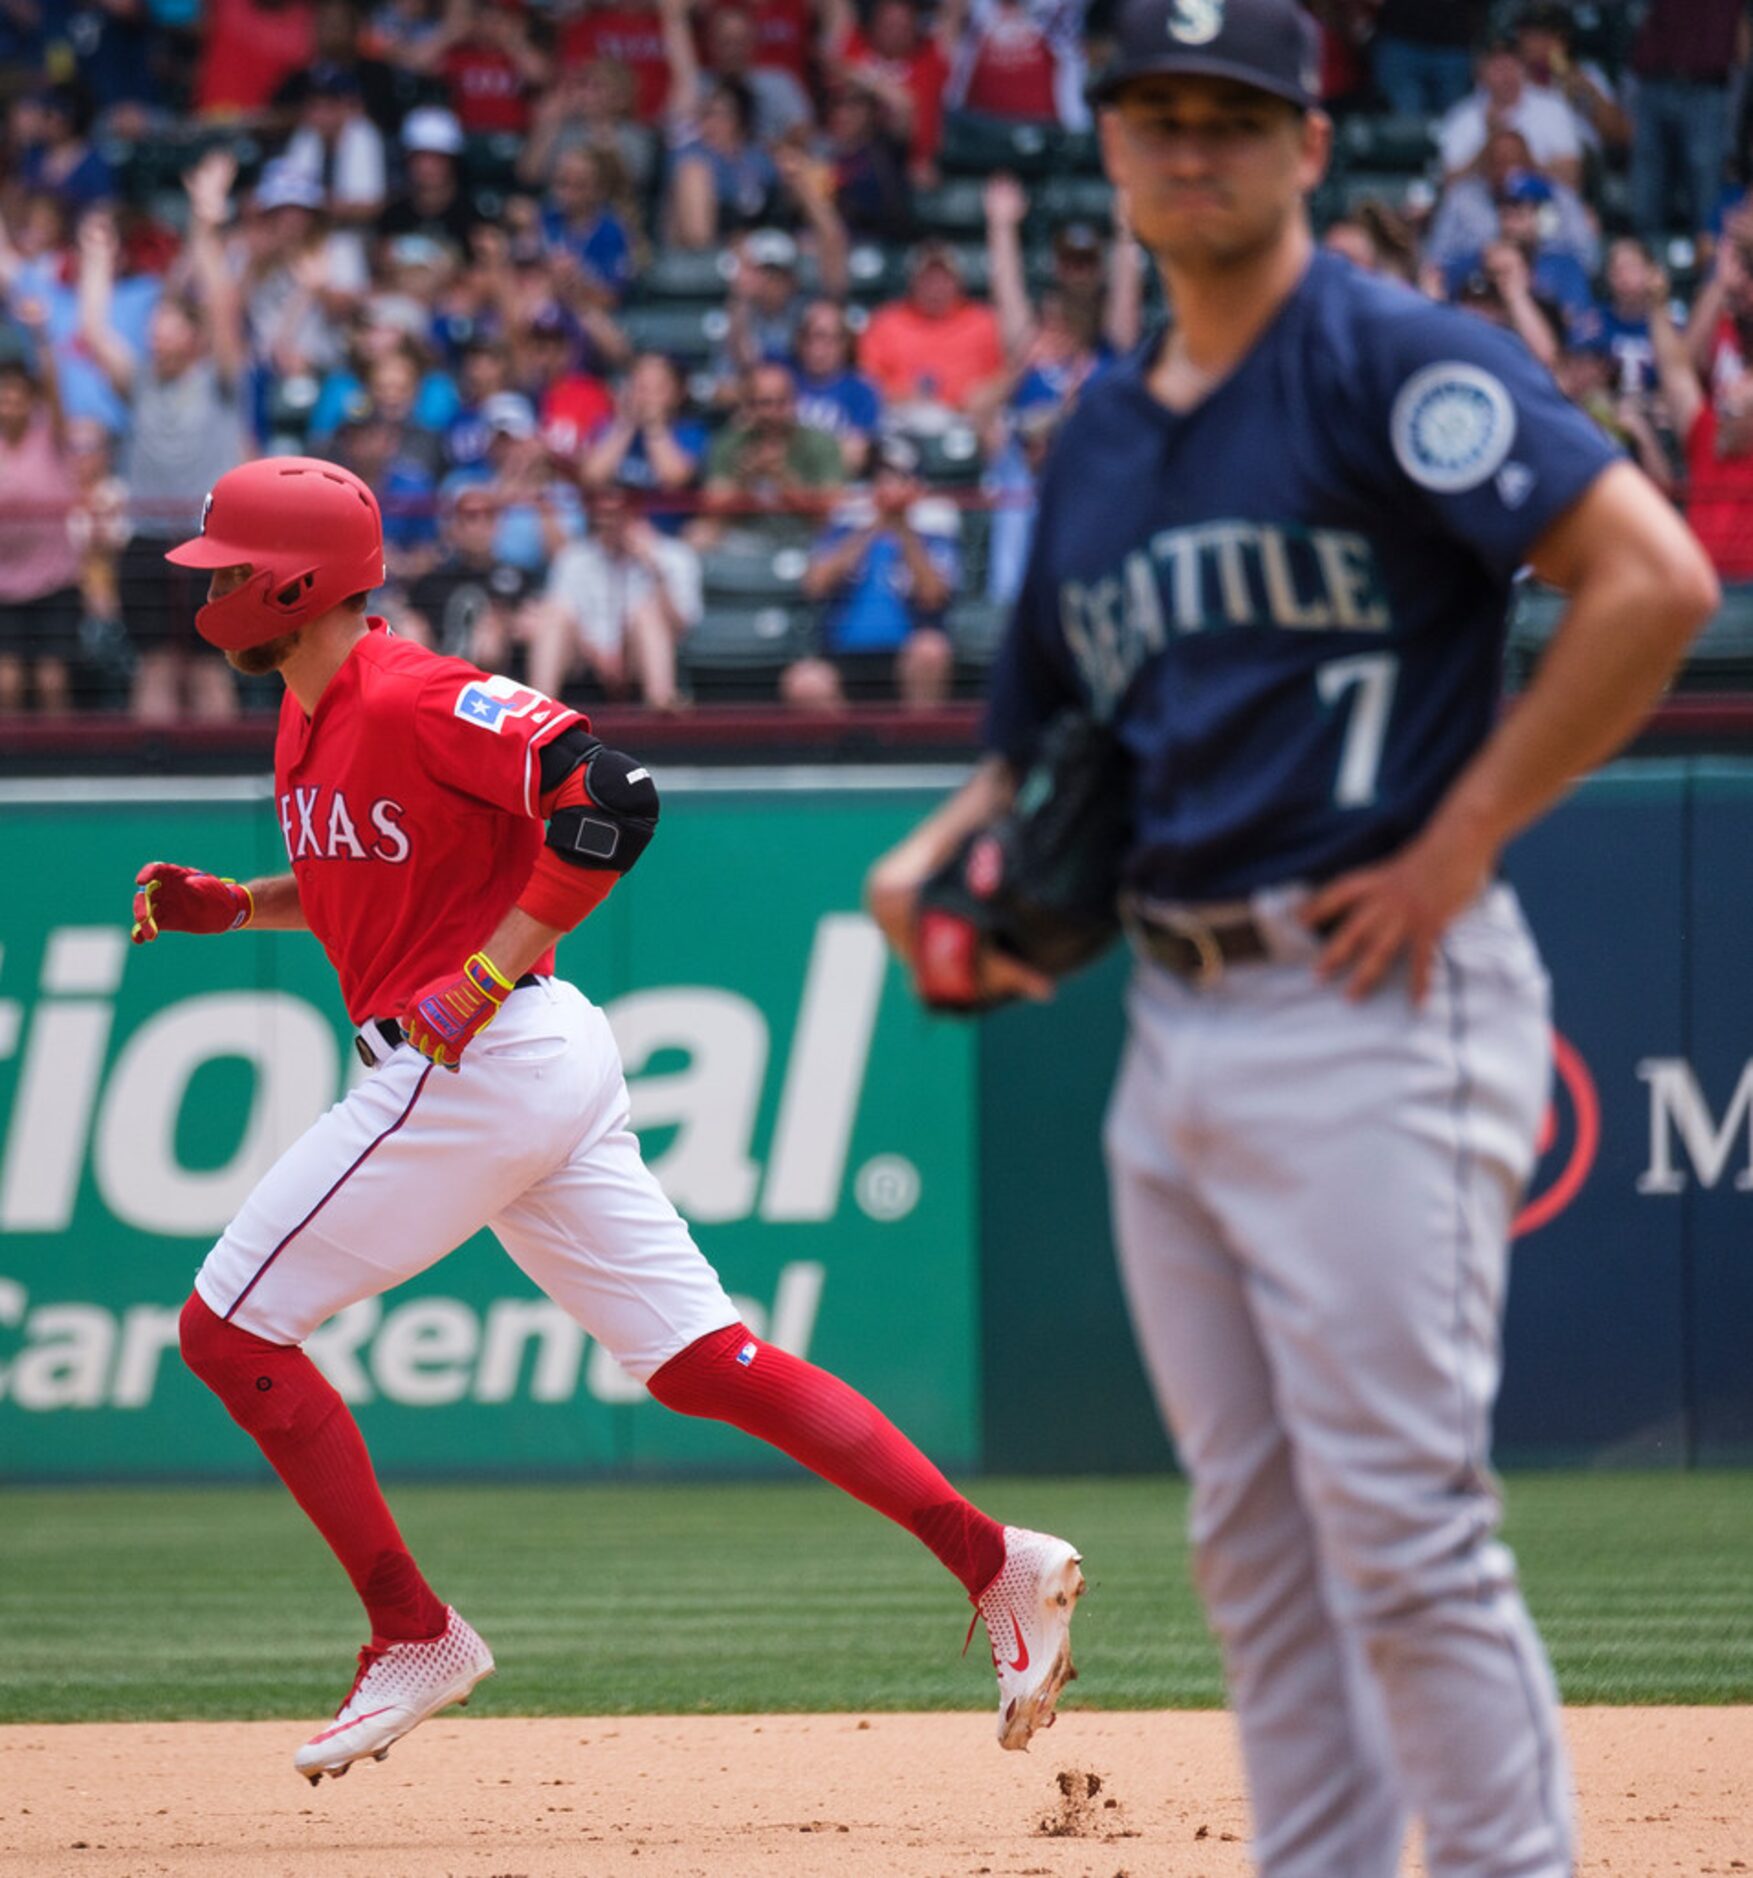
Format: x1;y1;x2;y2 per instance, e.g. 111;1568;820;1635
4;762;1752;1482
0;777;978;1481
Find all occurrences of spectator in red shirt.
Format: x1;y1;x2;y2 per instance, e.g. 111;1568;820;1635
560;1;671;122
511;303;617;459
825;0;952;186
196;0;317;117
428;0;550;136
743;0;816;90
858;241;1006;413
1649;257;1753;579
940;0;1091;132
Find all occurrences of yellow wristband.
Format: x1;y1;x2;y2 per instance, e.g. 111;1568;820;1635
221;878;254;931
465;950;517;997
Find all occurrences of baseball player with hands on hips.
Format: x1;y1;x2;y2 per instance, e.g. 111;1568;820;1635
869;3;1719;1873
130;456;1085;1785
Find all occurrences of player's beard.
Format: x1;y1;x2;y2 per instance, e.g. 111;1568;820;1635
225;631;300;677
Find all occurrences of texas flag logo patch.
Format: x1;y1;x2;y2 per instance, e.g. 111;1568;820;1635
454;673;544;733
736;1341;758;1367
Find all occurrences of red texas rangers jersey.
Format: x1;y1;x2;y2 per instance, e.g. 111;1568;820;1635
274;621;587;1022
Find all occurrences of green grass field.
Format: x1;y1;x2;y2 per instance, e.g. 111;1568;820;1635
4;1472;1751;1724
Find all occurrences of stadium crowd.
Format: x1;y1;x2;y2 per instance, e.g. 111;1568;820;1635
0;0;1748;719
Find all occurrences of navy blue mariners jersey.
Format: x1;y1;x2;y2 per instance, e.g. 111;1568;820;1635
982;250;1621;902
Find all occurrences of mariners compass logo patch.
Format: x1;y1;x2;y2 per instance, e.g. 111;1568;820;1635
1390;362;1517;494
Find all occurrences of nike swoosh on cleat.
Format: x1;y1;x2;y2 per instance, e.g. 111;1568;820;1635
307;1706;395;1746
1007;1609;1030;1673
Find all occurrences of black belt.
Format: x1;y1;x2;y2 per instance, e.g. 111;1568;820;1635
357;973;542;1065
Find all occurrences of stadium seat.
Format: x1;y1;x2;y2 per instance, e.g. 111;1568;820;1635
1335;171;1426;214
1037;175;1116;226
700;543;809;603
846;242;908;303
638;248;733;301
618;303;729;366
463;132;521;189
958;504;993;594
1681;583;1753;689
681;602;813;700
946;596;1010;668
1334;113;1435;174
899;421;984;487
940;111;1059;178
1508;580;1753;692
913;177;991;237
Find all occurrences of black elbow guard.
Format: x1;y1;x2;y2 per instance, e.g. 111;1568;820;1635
547;742;660;875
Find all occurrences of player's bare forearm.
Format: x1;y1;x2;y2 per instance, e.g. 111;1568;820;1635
241;873;311;931
1309;464;1719;1001
477;904;567;981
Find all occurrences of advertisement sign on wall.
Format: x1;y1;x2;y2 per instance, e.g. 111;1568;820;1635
0;784;979;1480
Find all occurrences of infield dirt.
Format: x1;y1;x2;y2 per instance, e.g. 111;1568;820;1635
2;1709;1748;1877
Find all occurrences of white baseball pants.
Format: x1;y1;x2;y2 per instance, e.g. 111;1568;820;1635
1104;884;1573;1878
195;977;741;1375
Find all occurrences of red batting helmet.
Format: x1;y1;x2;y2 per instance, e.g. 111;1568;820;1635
165;457;386;651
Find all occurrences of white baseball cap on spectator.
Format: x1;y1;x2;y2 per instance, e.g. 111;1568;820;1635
364;292;431;339
255;160;326;213
387;232;450;272
744;228;798;271
482;391;538;440
402;106;465;157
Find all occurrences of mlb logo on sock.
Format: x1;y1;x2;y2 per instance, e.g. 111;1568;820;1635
736;1341;758;1367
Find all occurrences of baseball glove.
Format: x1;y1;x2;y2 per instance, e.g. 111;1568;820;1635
914;711;1132;1013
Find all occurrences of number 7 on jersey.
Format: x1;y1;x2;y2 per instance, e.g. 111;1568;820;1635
1317;652;1399;808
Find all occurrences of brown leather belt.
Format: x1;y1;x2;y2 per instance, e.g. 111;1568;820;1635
1122;902;1273;987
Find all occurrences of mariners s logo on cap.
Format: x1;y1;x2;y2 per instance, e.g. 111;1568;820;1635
1168;0;1224;44
1390;362;1517;494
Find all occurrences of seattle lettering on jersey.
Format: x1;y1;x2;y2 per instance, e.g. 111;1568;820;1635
1060;522;1388;717
279;787;411;865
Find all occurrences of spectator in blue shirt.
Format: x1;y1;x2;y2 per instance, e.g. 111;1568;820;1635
579;351;709;532
788;434;959;709
17;85;116;215
1599;237;1662;397
540;146;634;306
790;299;883;477
444;336;514;470
982;394;1060;606
1446;170;1597;338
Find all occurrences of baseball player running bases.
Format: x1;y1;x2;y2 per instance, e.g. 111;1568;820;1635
869;3;1719;1874
130;457;1083;1783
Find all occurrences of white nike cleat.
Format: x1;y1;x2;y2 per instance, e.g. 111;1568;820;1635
971;1526;1086;1751
295;1606;494;1785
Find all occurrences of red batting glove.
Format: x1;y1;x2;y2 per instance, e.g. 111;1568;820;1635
399;952;516;1072
131;862;254;944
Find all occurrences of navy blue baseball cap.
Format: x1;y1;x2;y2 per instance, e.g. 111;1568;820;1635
1088;0;1322;111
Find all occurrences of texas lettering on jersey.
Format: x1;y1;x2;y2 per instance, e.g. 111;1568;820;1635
279;787;411;864
273;623;585;1020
